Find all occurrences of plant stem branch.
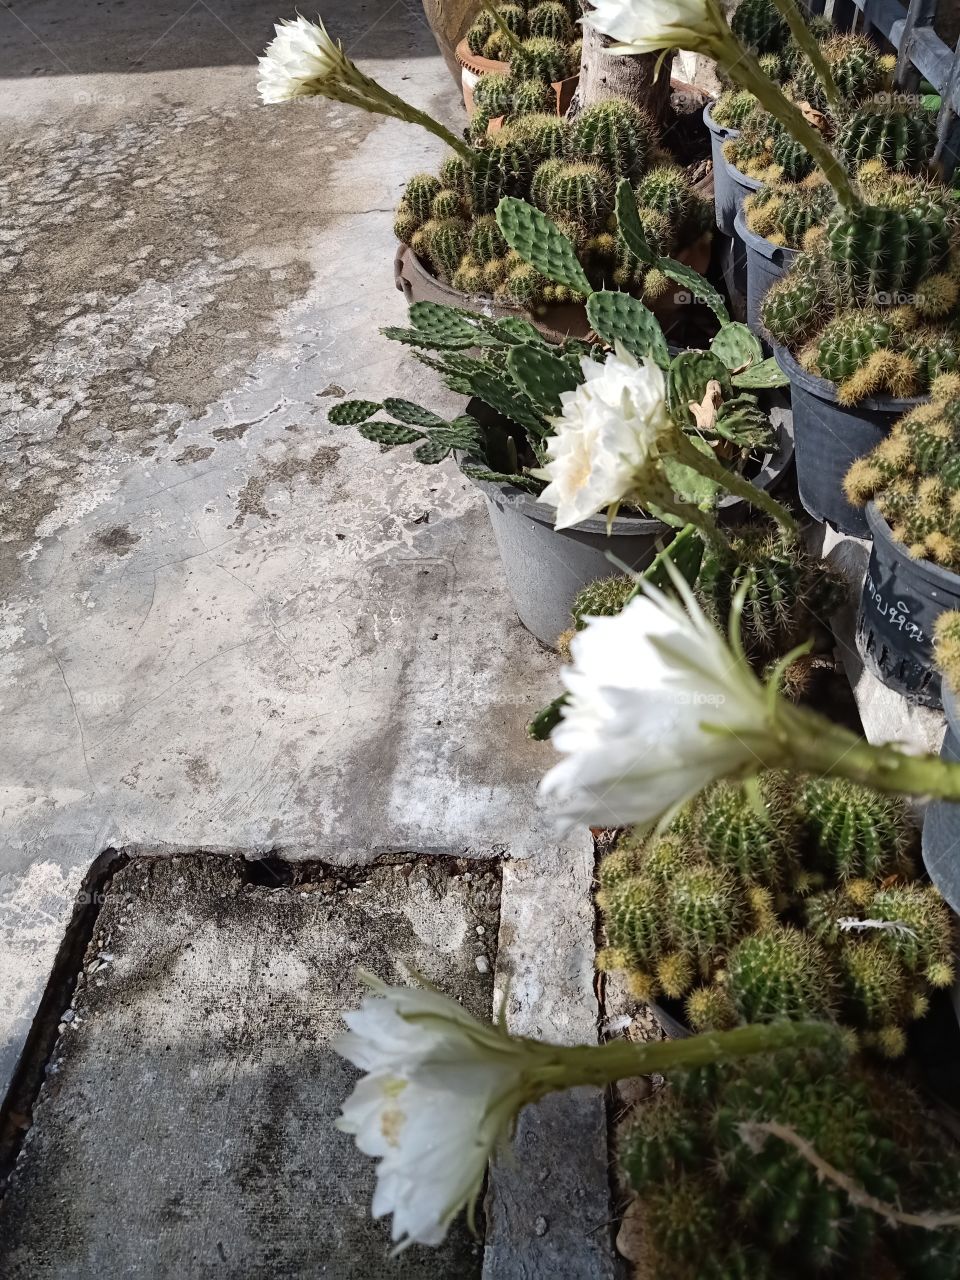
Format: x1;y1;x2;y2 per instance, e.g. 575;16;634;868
779;702;960;800
671;429;798;535
738;1121;960;1230
341;66;478;162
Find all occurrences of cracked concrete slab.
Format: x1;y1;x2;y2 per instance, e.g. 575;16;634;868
0;0;582;1100
0;854;499;1277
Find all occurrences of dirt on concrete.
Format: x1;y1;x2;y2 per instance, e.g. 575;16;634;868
0;853;500;1278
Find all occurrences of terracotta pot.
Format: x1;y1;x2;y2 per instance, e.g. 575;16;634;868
455;38;578;118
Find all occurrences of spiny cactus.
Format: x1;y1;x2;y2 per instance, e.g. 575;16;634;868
934;607;960;696
403;172;442;224
635;164;691;225
570;98;655;182
428;217;470;282
601;875;665;969
696;778;796;887
839;938;909;1030
710;88;757;129
868;882;955;978
771;131;814;182
438;152;471;197
470;137;529;214
844;384;960;563
470;213;508;264
745;183;835;250
624;1048;960;1277
544;161;614;233
761;253;834;347
526;0;573;43
793;33;887;111
473;71;512;117
431;188;464;219
499;112;568;166
510;36;569;84
570;575;635;629
826;201;953;299
393;204;420;245
685;982;738;1031
596;842;644;891
666;863;744;961
799;778;913;881
695;526;844;662
510;77;554;116
466;9;497;55
730;0;788;55
529;156;565;209
726;927;836;1022
837;98;937;175
496;260;550;306
639;833;693;886
451;257;485;294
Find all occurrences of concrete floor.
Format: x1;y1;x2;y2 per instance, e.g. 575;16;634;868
0;2;613;1273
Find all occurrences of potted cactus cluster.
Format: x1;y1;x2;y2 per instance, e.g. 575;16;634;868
457;0;582;116
257;3;960;1268
393;94;714;338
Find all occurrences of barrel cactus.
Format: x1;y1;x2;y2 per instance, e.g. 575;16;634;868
726;928;837;1023
526;0;573;44
799;778;912;881
837;98;936;175
730;0;789;55
792;33;887;111
570;97;655;181
510;36;569;84
544;161;614;234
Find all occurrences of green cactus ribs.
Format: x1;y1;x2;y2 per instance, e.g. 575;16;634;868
730;0;788;56
623;1046;960;1278
570;98;655;182
827;203;952;298
836;98;936;175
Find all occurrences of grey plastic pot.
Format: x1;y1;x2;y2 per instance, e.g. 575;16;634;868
922;684;960;914
856;503;960;708
462;407;795;648
734;208;800;347
464;475;668;648
773;344;922;538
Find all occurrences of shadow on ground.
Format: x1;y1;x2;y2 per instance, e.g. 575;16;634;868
0;0;436;78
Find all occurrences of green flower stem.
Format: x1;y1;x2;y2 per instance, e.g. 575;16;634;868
333;63;478;162
671;429;799;535
527;1020;838;1094
778;701;960;801
769;0;841;109
702;0;860;212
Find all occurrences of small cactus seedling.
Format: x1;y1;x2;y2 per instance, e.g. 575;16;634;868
403;172;442;224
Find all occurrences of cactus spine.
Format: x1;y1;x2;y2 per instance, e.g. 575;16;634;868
570;98;655;181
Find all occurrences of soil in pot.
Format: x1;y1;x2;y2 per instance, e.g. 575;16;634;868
773;344;921;538
856;503;960;708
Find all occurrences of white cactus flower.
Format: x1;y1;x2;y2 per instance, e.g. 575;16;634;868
531;345;672;530
334;977;523;1250
540;572;773;828
257;16;342;103
584;0;719;55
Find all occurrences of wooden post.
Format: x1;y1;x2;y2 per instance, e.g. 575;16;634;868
568;6;673;123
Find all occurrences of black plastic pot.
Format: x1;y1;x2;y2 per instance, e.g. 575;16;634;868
922;684;960;914
649;1001;692;1039
462;403;795;648
856;503;960;708
704;103;755;236
734;208;800;347
773;345;921;537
